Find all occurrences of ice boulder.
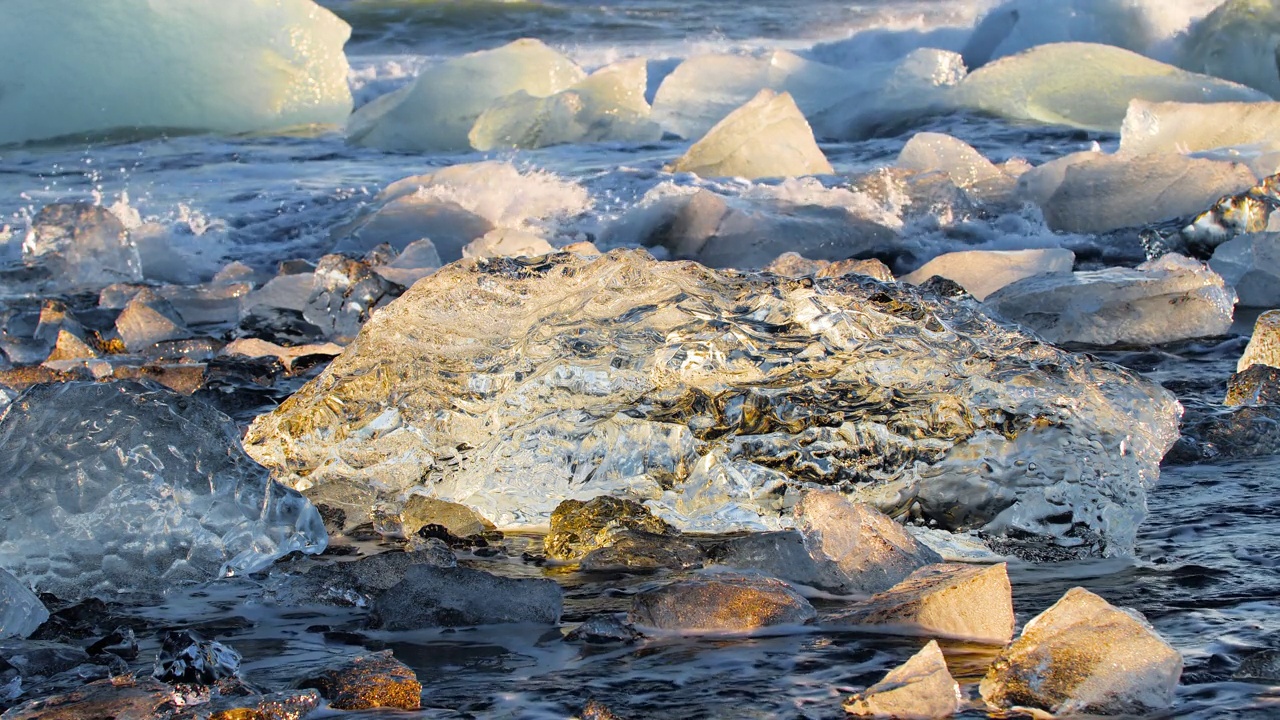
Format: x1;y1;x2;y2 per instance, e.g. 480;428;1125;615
844;640;962;718
985;253;1236;346
348;39;586;153
668;90;833;179
0;0;352;146
1210;233;1280;306
0;569;47;639
955;42;1267;132
980;587;1182;715
1179;0;1280;100
244;249;1180;556
0;381;326;600
1120;100;1280;158
469;59;661;150
833;563;1015;644
1018;150;1256;234
1237;310;1280;373
903;249;1075;301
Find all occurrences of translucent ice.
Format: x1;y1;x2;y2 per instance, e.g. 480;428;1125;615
461;229;555;260
469;59;661;151
371;566;562;629
0;569;47;639
1210;233;1280;307
668;90;833;179
897;132;1004;189
955;42;1267;132
1120;100;1280;157
22;204;141;290
348;39;586;153
1236;310;1280;373
0;0;352;146
833;563;1015;643
629;573;816;633
1179;0;1280;99
844;640;962;718
0;382;326;600
902;249;1075;301
985;253;1236;345
245;250;1181;555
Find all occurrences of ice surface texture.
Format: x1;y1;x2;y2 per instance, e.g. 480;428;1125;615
0;381;326;600
0;0;352;146
246;250;1180;555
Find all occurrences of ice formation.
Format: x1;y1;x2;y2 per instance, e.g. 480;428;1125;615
834;563;1015;644
22;204;141;290
807;49;968;141
348;39;586;152
1210;233;1280;307
1120;100;1280;158
0;569;47;639
469;59;661;151
0;0;352;146
955;42;1267;132
902;249;1075;301
1018;150;1256;234
844;641;962;718
1179;0;1280;99
0;382;326;600
667;90;834;179
246;250;1180;555
985;253;1236;346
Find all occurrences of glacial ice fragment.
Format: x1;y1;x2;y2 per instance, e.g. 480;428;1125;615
1236;309;1280;373
833;563;1015;644
244;250;1180;555
961;0;1175;68
1210;233;1280;307
0;569;47;640
348;39;586;152
0;0;352;146
153;630;241;686
902;249;1075;301
844;640;962;718
0;381;326;600
22;204;141;290
897;133;1004;189
668;89;833;179
1179;0;1280;99
1120;100;1280;158
628;573;815;632
300;652;421;711
371;566;562;629
984;253;1236;346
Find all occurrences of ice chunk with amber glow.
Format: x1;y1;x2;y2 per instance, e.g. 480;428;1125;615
0;382;326;600
1120;100;1280;158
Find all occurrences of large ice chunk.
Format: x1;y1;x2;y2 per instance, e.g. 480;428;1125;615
245;250;1180;556
1120;100;1280;158
0;0;352;146
955;42;1267;132
1179;0;1280;99
668;90;833;179
985;253;1236;345
469;59;661;151
0;382;326;600
1210;233;1280;307
348;39;586;153
0;569;47;639
902;249;1075;301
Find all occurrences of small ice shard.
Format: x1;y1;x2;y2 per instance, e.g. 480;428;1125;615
566;614;642;644
1179;0;1280;100
1210;233;1280;307
579;533;704;572
763;253;895;282
1181;174;1280;253
153;630;241;686
43;324;101;366
985;253;1236;346
956;42;1266;132
667;89;833;179
461;229;555;260
349;39;585;153
115;288;193;352
545;496;677;562
1120;100;1280;158
0;0;352;146
844;640;962;719
300;652;421;711
370;565;562;629
240;272;316;315
903;249;1075;301
0;381;326;600
832;563;1015;644
980;587;1182;715
628;573;816;632
795;491;941;595
373;238;442;287
470;59;661;150
22;203;141;289
0;569;47;639
303;254;400;343
1236;309;1280;373
1019;151;1256;234
221;338;344;373
897;132;1004;189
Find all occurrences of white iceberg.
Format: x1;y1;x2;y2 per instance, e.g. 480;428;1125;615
668;89;833;179
0;0;352;146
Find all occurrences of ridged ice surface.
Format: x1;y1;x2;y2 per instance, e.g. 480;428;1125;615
0;382;327;600
245;250;1180;555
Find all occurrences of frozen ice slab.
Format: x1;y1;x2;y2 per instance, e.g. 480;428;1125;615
348;39;585;153
844;640;961;718
470;59;661;151
668;90;833;179
1179;0;1280;99
902;249;1075;301
956;42;1267;132
985;253;1236;346
833;563;1015;644
245;249;1180;556
0;0;352;146
1018;150;1257;234
0;569;47;639
0;382;326;600
1210;233;1280;307
22;204;141;290
1120;100;1280;158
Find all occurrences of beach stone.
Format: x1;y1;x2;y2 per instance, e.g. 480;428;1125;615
844;640;962;718
795;491;942;595
980;587;1182;715
668;89;833;179
833;563;1015;644
1234;649;1280;682
371;565;562;629
628;573;816;632
545;496;677;562
401;496;495;538
206;690;320;720
566;614;641;644
580;699;625;720
299;651;421;711
1237;310;1280;373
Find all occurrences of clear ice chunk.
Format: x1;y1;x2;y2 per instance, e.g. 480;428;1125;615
1120;100;1280;158
245;250;1180;556
844;640;962;718
1178;0;1280;100
0;569;47;639
668;89;833;180
0;381;327;600
902;249;1075;301
22;204;141;290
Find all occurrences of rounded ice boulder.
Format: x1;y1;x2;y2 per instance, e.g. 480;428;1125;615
0;0;353;146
